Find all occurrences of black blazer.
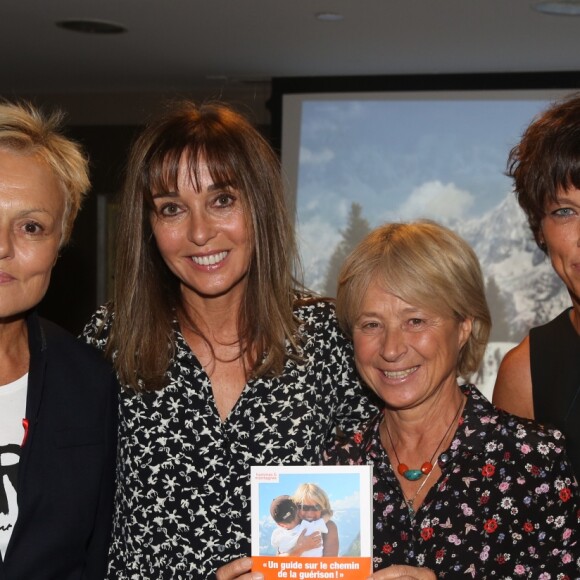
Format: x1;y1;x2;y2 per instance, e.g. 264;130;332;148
0;312;117;580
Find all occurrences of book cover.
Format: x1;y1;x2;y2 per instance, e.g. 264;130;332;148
251;465;373;580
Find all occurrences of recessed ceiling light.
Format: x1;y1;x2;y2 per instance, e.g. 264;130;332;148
534;1;580;15
316;12;344;22
56;19;127;34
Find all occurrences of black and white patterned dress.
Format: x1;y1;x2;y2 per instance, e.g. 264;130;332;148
82;299;375;579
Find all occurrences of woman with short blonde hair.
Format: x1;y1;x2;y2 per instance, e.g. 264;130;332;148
0;100;116;579
327;220;578;578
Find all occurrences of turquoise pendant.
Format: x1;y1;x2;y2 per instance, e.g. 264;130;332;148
397;462;432;481
403;469;423;481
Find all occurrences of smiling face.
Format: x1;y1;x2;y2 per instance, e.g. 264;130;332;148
0;148;65;321
540;186;580;309
352;281;472;411
150;156;252;307
298;501;323;522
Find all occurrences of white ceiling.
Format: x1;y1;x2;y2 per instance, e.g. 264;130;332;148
3;0;580;124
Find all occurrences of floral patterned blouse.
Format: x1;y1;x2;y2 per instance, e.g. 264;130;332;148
324;385;580;578
82;299;375;579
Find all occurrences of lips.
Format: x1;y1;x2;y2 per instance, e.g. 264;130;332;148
0;271;15;283
382;366;419;379
190;251;228;266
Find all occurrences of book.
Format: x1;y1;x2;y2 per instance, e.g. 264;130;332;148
251;465;373;580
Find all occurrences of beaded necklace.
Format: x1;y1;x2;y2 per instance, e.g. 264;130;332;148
384;395;464;481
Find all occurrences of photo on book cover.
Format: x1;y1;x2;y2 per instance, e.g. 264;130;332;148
251;465;372;580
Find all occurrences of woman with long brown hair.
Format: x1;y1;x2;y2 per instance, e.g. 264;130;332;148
83;101;375;579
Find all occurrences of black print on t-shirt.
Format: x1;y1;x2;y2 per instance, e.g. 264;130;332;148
0;443;20;527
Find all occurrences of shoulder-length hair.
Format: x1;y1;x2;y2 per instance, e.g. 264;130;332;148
336;221;491;378
0;100;89;246
508;92;580;250
108;101;302;391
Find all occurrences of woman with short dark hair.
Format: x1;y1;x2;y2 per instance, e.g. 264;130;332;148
493;92;580;480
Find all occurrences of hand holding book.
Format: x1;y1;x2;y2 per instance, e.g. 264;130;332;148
365;565;436;580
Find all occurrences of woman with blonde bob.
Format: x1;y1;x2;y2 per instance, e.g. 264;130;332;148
82;101;374;579
0;101;117;578
326;221;579;578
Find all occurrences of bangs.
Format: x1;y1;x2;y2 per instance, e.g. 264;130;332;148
544;152;580;206
143;141;243;208
373;259;456;320
339;222;465;334
565;159;580;193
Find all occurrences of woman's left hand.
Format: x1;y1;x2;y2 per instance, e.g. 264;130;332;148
366;565;437;579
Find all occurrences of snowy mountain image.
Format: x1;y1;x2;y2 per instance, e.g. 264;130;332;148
457;194;569;343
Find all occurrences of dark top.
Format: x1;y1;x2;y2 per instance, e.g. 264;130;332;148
530;307;580;480
82;299;377;579
325;385;580;577
0;311;118;580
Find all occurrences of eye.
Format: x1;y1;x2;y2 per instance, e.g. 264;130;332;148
22;221;44;235
213;192;236;208
358;320;381;334
408;318;425;328
159;202;182;217
551;207;576;218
